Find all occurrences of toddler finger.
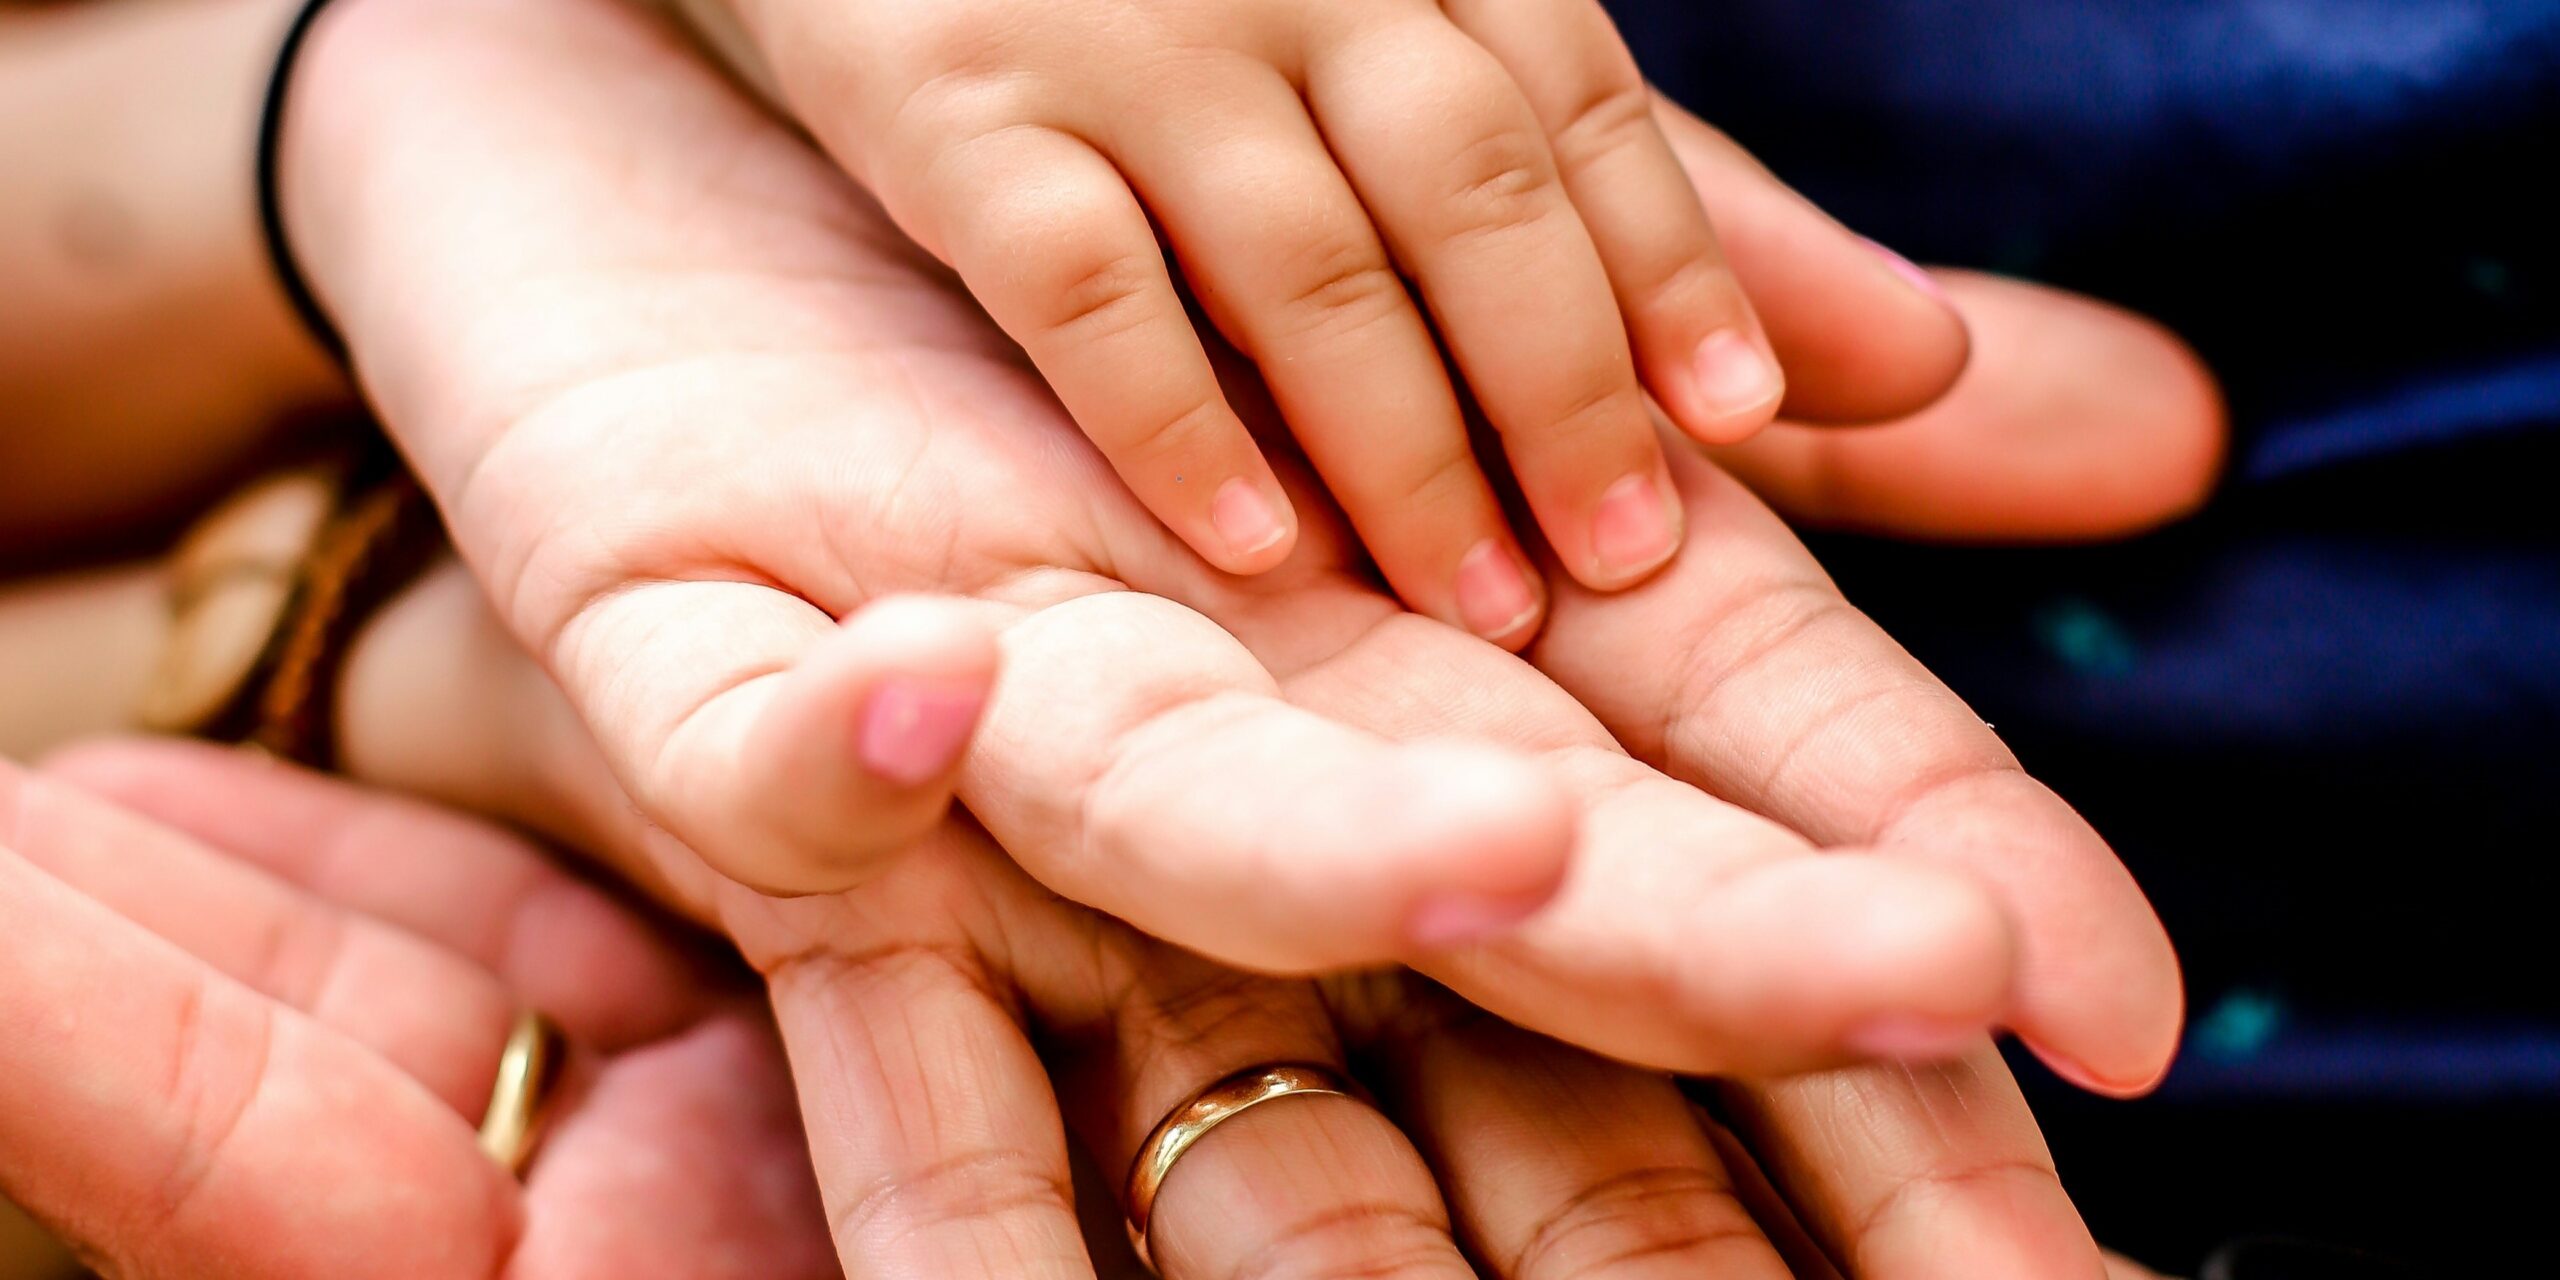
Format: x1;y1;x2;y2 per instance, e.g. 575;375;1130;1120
923;125;1297;575
1442;0;1784;445
1108;75;1544;645
1307;12;1682;591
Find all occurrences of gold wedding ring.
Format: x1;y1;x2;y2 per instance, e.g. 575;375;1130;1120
1124;1063;1356;1272
476;1009;567;1175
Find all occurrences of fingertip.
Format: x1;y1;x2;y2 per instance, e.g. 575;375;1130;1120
1390;741;1577;948
2021;960;2186;1099
1201;475;1298;575
1451;538;1547;648
1792;236;1974;422
1664;328;1788;447
1575;468;1685;590
717;598;999;896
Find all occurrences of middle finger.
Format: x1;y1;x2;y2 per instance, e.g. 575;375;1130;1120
1305;6;1682;591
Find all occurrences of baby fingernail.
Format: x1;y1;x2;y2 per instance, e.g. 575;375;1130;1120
1691;330;1783;419
1860;236;1948;302
857;680;983;786
1210;478;1288;563
1591;472;1680;585
1846;1015;1986;1063
1409;889;1549;948
1455;539;1541;641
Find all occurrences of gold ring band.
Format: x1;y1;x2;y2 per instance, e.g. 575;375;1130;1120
476;1009;566;1174
1123;1063;1355;1272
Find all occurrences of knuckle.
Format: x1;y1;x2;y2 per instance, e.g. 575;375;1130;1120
146;979;274;1235
829;1145;1075;1255
1099;394;1231;466
239;905;349;1014
1850;1157;2065;1245
1373;444;1481;517
1433;126;1563;245
1505;371;1643;451
1625;248;1724;317
1023;242;1166;345
1267;239;1408;342
1547;80;1657;176
1512;1166;1766;1279
1229;1201;1455;1280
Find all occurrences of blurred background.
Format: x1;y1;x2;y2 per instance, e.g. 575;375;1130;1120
1607;0;2560;1270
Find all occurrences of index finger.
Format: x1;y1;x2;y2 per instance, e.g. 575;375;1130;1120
1532;446;2183;1094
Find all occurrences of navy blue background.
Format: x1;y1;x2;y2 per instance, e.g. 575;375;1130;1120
1606;1;2559;1265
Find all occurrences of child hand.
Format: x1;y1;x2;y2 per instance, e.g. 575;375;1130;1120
695;0;1792;643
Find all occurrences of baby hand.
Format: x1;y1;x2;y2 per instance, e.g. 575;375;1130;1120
695;0;1792;643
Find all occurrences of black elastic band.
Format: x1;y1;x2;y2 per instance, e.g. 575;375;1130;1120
255;0;351;363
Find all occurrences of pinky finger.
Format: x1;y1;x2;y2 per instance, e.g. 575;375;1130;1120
918;125;1298;575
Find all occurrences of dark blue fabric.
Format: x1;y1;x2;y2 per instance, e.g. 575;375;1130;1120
1602;0;2560;1100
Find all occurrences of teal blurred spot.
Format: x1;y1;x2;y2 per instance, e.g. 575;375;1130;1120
1991;233;2048;276
2032;597;2140;677
2194;989;2287;1062
2466;257;2513;298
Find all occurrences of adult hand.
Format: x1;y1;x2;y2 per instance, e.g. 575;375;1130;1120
49;548;2113;1280
279;0;2192;1089
0;751;833;1280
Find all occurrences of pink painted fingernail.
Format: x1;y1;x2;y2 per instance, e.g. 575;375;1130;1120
1846;1015;1987;1063
1860;236;1948;302
1590;472;1680;585
1409;889;1549;949
857;681;984;787
1210;478;1288;563
1454;539;1542;641
1691;329;1782;420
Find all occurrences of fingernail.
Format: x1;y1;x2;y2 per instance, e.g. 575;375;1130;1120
1590;472;1679;584
857;680;984;786
1409;889;1549;949
1846;1015;1986;1063
1691;329;1782;419
1859;236;1947;302
1210;478;1288;563
1454;539;1541;641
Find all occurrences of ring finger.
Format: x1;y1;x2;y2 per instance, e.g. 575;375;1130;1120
1003;900;1475;1278
1108;68;1545;648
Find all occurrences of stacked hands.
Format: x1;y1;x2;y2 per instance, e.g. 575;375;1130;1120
0;0;2229;1275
